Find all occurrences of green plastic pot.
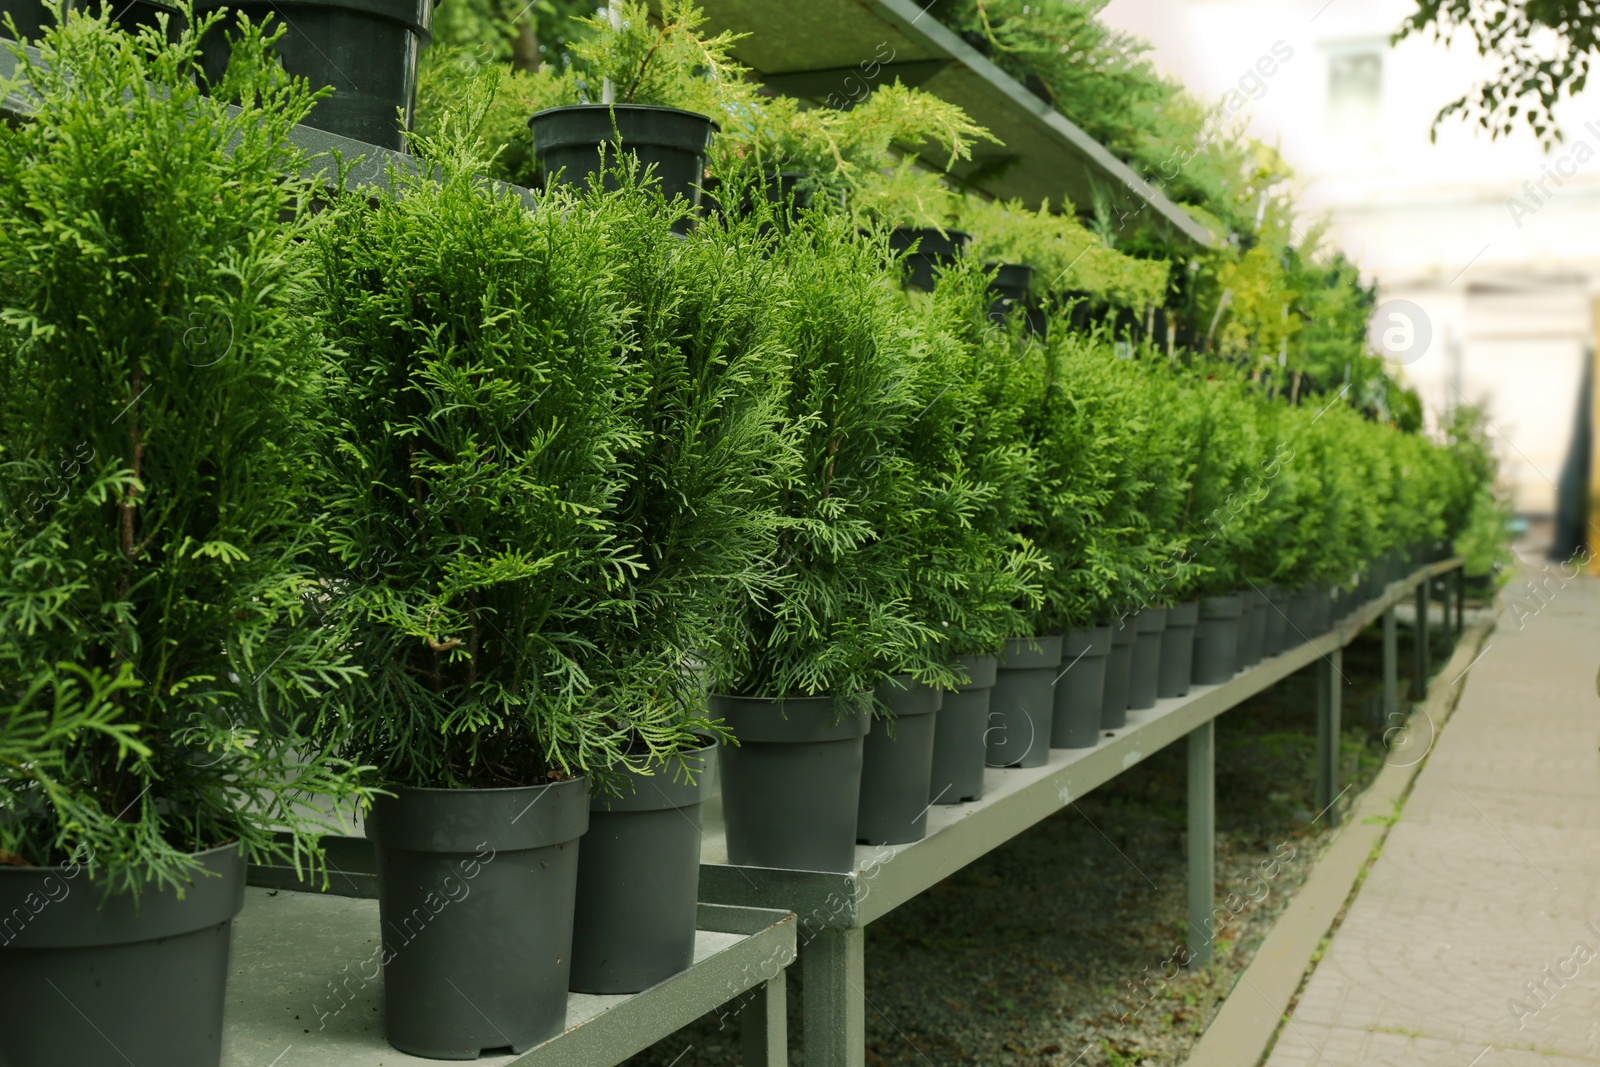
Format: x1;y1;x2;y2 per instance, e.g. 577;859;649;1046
714;694;870;873
367;779;589;1057
0;843;244;1067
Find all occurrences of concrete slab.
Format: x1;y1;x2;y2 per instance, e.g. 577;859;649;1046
1257;574;1600;1067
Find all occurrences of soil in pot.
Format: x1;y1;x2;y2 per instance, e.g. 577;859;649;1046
530;103;717;213
366;778;589;1058
195;0;432;151
1157;600;1199;699
0;843;244;1067
1100;621;1137;728
1127;607;1168;711
929;654;998;805
987;635;1062;768
570;741;716;994
714;694;871;872
889;227;970;292
1052;627;1111;748
858;676;944;844
1191;594;1243;685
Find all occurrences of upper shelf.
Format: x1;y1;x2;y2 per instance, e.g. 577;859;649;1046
672;0;1216;248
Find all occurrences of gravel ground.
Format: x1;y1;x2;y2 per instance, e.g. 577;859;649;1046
624;614;1469;1067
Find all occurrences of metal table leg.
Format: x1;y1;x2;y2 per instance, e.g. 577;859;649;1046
1316;649;1343;826
1409;580;1429;700
1382;605;1398;727
803;927;865;1067
1186;720;1216;967
742;972;789;1067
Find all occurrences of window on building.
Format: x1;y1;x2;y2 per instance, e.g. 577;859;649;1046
1328;49;1382;142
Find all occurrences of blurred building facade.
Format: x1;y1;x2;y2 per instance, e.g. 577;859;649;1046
1101;0;1600;519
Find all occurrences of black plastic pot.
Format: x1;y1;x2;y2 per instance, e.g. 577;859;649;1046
1127;607;1167;711
531;103;717;211
115;0;185;38
1157;600;1198;699
0;843;243;1067
195;0;432;152
1243;588;1268;666
2;0;184;39
1192;594;1243;685
367;779;589;1058
1282;588;1310;644
1234;588;1265;669
1052;626;1111;748
986;262;1043;334
1365;561;1387;598
889;226;970;292
570;742;715;994
858;675;943;844
986;635;1062;768
929;654;997;804
713;693;870;872
1262;589;1290;656
1100;620;1137;728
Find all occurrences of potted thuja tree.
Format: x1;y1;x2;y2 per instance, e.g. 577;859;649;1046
563;174;789;995
309;123;704;1055
706;216;932;874
527;1;745;208
0;13;369;1066
884;262;1046;814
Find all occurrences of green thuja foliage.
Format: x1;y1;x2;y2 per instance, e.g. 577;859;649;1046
1170;373;1269;597
312;101;787;787
1016;327;1122;630
0;10;371;891
880;261;1046;671
1022;328;1196;626
707;217;933;701
959;197;1169;309
310;120;636;787
594;170;793;757
415;45;574;187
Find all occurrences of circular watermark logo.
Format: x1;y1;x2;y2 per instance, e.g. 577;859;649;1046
1381;707;1436;768
1367;300;1432;366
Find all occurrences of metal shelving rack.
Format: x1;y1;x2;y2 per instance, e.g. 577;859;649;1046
220;889;797;1067
659;0;1215;248
696;558;1467;1067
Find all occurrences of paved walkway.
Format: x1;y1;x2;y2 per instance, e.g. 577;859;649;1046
1266;571;1600;1067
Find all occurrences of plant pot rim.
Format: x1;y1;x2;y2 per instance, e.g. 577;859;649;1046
367;776;589;853
948;652;999;691
195;0;433;37
709;692;872;742
999;633;1063;668
0;841;244;949
592;740;717;813
874;674;944;717
530;101;721;130
1133;606;1168;632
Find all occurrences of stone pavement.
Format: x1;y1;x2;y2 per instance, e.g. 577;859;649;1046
1265;572;1600;1067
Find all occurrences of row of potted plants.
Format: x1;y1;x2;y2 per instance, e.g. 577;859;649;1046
0;7;1498;1066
